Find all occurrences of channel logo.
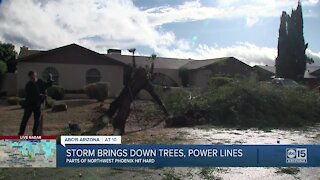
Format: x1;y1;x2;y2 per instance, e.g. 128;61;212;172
286;148;307;163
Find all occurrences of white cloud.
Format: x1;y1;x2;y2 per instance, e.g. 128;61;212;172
153;41;320;67
146;0;318;27
0;0;319;67
154;42;278;66
246;16;260;27
302;0;320;6
306;49;320;66
0;0;175;52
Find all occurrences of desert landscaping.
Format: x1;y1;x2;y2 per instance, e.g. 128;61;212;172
1;95;320;179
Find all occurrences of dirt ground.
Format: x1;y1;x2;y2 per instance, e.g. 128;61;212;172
0;99;169;139
0;98;320;180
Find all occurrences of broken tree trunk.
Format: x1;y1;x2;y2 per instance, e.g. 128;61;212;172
106;68;169;135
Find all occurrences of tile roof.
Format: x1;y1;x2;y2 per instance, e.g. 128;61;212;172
305;66;320;78
181;57;233;70
105;54;191;70
18;50;43;58
306;66;320;74
105;55;245;70
254;65;276;74
17;44;125;66
17;43;249;70
254;65;320;78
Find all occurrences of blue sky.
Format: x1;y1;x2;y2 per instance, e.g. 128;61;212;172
0;0;319;66
134;0;320;53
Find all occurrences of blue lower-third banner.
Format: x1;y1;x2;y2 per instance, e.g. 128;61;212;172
56;144;320;167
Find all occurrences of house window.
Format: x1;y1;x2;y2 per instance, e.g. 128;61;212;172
86;68;101;84
43;67;59;84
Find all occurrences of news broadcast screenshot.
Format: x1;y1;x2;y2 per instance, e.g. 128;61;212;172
0;0;320;179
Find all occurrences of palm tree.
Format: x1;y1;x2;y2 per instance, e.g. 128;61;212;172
128;48;136;68
151;54;156;72
147;54;156;79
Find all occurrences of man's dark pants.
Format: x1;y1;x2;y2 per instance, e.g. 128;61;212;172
18;105;41;136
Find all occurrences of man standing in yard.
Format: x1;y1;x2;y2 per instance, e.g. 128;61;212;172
18;71;53;136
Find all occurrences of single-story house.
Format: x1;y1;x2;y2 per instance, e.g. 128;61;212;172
17;44;125;97
181;57;253;87
304;66;320;88
104;53;189;87
16;43;253;97
253;65;320;88
105;54;253;88
252;65;276;81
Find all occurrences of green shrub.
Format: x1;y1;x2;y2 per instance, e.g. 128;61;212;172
144;104;162;116
7;96;20;105
154;85;165;99
85;84;95;99
208;76;234;89
85;82;108;102
47;85;64;100
17;97;55;109
276;167;300;175
163;89;190;116
64;89;85;94
163;88;206;116
46;97;56;108
19;98;26;108
164;78;320;128
52;103;67;112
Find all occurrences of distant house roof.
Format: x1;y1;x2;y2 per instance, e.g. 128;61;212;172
305;66;320;78
17;44;125;66
17;43;251;71
18;50;43;58
253;65;320;79
105;55;250;71
253;65;276;74
105;54;190;70
304;71;317;79
181;57;240;70
311;68;320;76
306;66;320;74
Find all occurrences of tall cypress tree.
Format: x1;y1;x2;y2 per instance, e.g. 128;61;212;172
275;11;291;78
275;1;309;80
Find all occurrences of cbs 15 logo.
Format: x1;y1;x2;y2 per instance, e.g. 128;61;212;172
286;148;307;163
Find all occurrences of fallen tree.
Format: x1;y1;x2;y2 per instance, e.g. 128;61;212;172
106;51;170;135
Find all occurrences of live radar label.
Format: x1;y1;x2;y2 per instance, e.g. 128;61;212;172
286;148;307;163
0;136;56;167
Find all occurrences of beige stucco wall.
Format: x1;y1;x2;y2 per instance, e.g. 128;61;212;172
135;69;181;100
17;62;124;97
154;68;182;85
189;69;212;88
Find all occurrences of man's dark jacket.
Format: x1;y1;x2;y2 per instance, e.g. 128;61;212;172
25;79;51;107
